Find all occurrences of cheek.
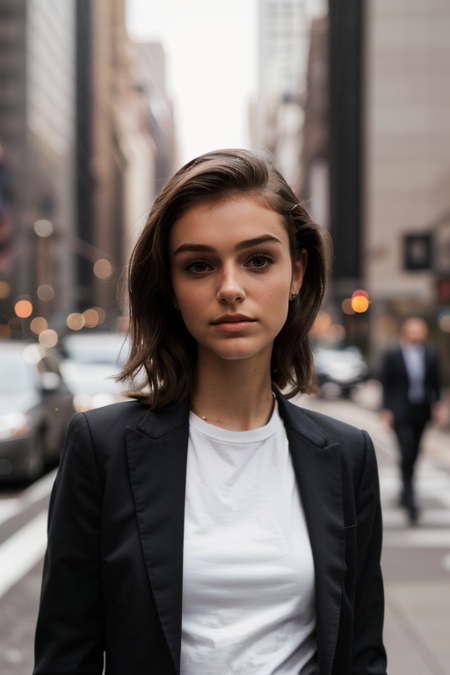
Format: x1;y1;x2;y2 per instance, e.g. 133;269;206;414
263;270;292;304
175;280;209;310
171;273;211;328
258;275;291;329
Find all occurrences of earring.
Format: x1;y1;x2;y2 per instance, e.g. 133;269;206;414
173;303;179;310
291;292;297;300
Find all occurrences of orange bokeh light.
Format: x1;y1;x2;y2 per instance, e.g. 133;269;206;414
83;309;99;328
15;300;33;318
39;329;58;348
341;299;355;315
351;296;369;313
93;259;112;279
66;313;85;330
93;307;106;324
37;284;55;301
30;317;48;335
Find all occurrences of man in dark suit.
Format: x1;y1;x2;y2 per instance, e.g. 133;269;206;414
380;317;441;523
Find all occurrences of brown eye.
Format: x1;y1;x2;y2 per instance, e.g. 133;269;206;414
192;262;208;272
252;256;268;268
185;260;212;273
246;254;275;269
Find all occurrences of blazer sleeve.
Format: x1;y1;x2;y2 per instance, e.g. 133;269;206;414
352;431;387;674
33;413;105;675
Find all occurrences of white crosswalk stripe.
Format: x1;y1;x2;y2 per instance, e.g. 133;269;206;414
0;511;48;600
0;469;56;526
0;470;55;599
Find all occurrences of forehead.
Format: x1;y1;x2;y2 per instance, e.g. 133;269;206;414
169;195;288;249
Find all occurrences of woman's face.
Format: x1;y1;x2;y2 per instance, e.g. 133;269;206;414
169;195;307;365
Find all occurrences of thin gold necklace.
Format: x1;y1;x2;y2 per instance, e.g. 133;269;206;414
191;391;276;424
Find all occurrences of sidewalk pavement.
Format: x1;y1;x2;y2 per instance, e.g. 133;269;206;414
296;387;450;675
357;390;450;675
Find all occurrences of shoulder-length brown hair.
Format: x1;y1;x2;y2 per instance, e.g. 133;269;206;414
118;149;331;408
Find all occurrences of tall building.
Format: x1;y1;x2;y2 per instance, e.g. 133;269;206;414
132;42;176;197
0;0;157;334
298;15;328;228
75;0;155;314
365;0;450;378
253;0;326;188
0;0;77;326
299;5;367;351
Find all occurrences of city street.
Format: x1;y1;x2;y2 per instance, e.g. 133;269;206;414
297;393;450;675
0;395;449;674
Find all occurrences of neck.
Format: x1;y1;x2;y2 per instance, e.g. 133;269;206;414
191;349;275;431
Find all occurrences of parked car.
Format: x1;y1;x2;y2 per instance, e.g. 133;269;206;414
313;346;369;398
0;340;75;482
59;332;130;412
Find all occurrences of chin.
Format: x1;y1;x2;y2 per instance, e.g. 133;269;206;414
205;339;274;362
215;351;260;362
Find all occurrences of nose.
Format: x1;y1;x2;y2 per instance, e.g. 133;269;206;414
217;263;245;304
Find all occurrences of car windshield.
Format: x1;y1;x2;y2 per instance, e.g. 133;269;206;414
0;357;31;392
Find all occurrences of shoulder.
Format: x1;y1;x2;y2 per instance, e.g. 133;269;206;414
297;406;371;468
300;406;366;444
284;400;379;490
61;401;151;478
68;400;150;444
280;396;372;459
82;399;149;427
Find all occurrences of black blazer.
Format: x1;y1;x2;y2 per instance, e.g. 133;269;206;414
34;392;387;675
380;345;440;423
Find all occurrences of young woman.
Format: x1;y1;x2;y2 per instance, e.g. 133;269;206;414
34;150;387;675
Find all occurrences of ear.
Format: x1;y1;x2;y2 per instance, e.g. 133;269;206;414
291;249;308;296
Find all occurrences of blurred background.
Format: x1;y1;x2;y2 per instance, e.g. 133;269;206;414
0;0;449;391
0;1;450;673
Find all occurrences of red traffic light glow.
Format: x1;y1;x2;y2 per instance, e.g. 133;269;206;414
351;289;369;300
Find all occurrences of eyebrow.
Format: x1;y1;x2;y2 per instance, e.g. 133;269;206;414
173;235;282;256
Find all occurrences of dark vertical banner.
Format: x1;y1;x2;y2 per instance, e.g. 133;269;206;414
76;0;94;308
328;0;365;287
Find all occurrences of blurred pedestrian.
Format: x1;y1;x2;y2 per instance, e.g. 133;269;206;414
33;150;387;675
380;317;441;523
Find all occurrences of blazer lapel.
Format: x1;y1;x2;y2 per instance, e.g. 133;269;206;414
126;392;346;675
277;394;345;675
126;396;191;675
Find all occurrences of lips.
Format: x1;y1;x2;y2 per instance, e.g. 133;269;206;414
211;314;257;333
211;314;255;325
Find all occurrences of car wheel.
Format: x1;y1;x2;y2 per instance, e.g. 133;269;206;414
28;431;46;483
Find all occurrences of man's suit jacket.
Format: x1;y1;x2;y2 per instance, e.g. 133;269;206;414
380;345;440;423
34;392;387;675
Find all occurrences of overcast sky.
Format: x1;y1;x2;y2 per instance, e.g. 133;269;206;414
126;0;257;167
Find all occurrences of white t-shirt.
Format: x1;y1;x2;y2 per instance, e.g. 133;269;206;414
180;403;318;675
